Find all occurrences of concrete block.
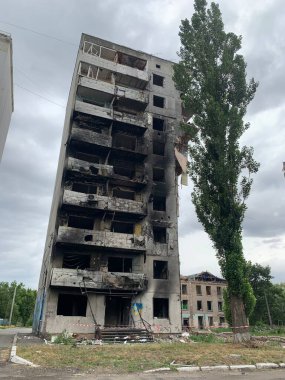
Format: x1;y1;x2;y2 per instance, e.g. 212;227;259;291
256;363;279;369
144;367;170;373
177;366;200;372
201;365;229;371
10;355;39;367
278;363;285;368
230;365;256;371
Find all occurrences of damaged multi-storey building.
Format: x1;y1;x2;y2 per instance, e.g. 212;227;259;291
33;34;188;338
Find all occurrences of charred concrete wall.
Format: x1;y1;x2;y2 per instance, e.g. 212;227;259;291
34;34;184;336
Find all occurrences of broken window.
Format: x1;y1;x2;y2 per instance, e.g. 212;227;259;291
181;300;188;310
113;188;135;200
208;316;213;327
153;74;164;87
206;286;211;295
217;286;221;296
218;301;223;311
153;260;168;279
112;222;134;234
57;294;87;316
153;196;166;211
153;298;169;318
111;158;135;178
219;316;225;325
156;64;161;69
207;301;212;311
153;141;165;155
153;167;165;182
153;95;164;108
152;117;164;131
72;183;98;194
196;285;202;296
153;227;166;243
113;134;136;151
183;318;189;327
62;254;90;269
197;300;202;310
181;284;187;295
108;257;132;273
198;316;204;329
68;216;94;230
74;151;100;164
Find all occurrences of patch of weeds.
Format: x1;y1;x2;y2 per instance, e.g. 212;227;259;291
53;330;76;345
190;334;223;343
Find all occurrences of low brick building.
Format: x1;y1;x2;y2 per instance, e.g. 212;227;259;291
181;271;228;329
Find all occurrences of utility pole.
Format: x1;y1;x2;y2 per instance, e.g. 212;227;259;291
8;285;17;326
264;291;273;327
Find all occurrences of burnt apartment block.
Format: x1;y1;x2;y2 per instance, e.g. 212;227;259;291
33;34;184;336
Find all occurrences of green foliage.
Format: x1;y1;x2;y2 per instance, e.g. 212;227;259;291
53;330;76;345
173;0;259;321
190;334;223;343
0;282;37;326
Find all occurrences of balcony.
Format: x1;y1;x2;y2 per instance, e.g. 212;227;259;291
66;157;113;178
75;100;146;129
50;268;147;291
62;190;146;215
57;226;146;251
70;126;111;148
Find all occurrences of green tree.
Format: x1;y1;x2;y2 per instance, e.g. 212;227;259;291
173;0;259;342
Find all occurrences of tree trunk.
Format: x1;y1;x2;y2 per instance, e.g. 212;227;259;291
230;295;251;343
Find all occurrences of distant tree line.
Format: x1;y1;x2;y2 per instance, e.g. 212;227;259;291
0;282;37;326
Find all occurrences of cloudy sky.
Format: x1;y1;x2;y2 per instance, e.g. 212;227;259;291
0;0;284;289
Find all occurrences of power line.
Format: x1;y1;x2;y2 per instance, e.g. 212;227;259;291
15;83;65;108
0;20;77;46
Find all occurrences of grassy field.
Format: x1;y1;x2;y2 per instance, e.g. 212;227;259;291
17;341;285;373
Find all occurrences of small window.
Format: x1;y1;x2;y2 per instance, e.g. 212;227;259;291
217;286;221;296
153;141;165;155
153;74;164;87
112;222;133;234
153;117;164;131
197;300;202;310
153;298;169;318
153;196;166;211
153;227;166;243
206;286;211;295
68;216;94;230
208;316;213;327
181;300;188;310
196;285;202;296
108;257;132;273
207;301;212;311
153;168;165;182
218;301;223;311
57;294;87;316
156;64;161;69
153;95;164;108
153;260;168;279
181;284;187;295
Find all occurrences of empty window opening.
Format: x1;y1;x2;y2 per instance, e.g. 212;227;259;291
219;316;225;325
153;298;169;318
57;294;87;316
181;300;188;310
206;286;211;295
217;286;221;296
74;151;100;164
197;300;202;310
207;301;212;311
218;301;223;311
198;315;204;329
153;74;164;87
153;196;166;211
84;234;93;242
72;183;98;194
153;141;165;155
153;260;168;279
108;257;132;273
181;284;187;295
112;222;134;234
153;95;165;108
196;285;202;296
152;117;164;131
68;216;94;230
153;227;166;243
183;318;189;327
62;254;90;269
113;134;136;151
156;64;161;69
208;316;213;327
111;159;135;178
113;188;135;200
153;167;165;182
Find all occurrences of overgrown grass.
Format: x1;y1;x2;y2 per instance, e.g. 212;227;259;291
17;341;285;373
250;325;285;336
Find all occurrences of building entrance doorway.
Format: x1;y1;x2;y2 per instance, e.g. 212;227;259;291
104;296;131;326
